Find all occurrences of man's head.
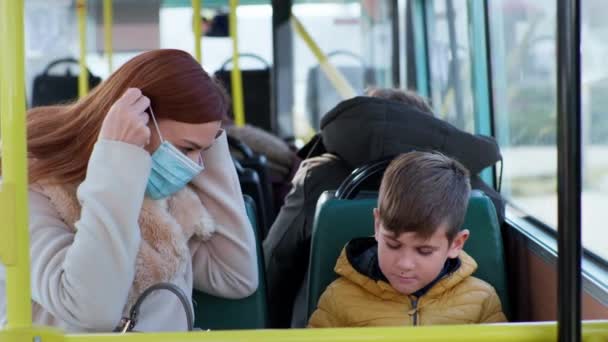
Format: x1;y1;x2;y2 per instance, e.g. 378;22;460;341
373;151;471;295
365;87;434;115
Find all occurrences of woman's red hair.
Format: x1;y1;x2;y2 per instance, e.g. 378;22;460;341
22;49;228;184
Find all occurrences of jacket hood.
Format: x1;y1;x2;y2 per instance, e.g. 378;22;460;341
309;96;500;174
334;237;478;300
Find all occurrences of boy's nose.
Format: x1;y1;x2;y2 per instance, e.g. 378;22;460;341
395;256;416;271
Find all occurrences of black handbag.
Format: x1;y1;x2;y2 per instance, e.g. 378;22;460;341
32;58;102;107
114;283;194;333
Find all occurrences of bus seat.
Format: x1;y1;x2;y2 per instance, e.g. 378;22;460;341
31;58;101;107
229;136;275;237
192;195;268;330
335;157;392;200
306;190;510;322
233;159;269;239
214;54;273;132
240;156;275;233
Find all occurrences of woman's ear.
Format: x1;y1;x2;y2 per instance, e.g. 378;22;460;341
447;229;469;258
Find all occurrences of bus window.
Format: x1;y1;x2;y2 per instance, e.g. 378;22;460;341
581;0;608;261
488;0;558;229
426;0;474;132
159;3;273;76
490;0;608;264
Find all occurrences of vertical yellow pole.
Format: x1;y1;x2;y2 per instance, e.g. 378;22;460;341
229;0;245;126
103;0;113;73
77;0;89;97
0;0;33;329
192;0;202;64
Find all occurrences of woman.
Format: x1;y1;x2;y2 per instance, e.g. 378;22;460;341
0;49;258;332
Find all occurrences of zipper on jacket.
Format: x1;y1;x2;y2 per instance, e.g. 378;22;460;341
409;298;419;326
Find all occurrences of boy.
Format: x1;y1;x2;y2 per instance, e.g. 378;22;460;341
308;152;506;327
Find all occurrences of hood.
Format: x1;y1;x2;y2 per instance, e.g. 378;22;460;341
334;237;478;300
308;96;500;174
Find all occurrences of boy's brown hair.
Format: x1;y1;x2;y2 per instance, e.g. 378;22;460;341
377;151;471;243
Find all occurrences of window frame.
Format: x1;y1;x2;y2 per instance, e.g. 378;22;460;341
506;204;608;307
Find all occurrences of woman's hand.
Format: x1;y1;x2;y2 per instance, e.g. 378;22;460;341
99;88;151;148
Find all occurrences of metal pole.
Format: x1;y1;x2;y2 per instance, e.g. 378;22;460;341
468;0;492;136
390;0;400;88
271;0;293;137
103;0;113;73
405;0;416;90
192;0;202;64
0;0;33;328
77;0;89;97
229;0;245;126
556;0;582;341
411;0;430;99
445;0;465;129
467;0;494;188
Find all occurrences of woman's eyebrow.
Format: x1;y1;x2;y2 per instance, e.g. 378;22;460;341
182;139;204;150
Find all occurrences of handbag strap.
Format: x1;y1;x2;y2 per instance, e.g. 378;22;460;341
114;283;194;333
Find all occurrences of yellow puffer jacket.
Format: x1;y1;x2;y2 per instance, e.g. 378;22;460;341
308;238;506;327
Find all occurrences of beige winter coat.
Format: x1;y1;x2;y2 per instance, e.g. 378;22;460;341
0;131;258;332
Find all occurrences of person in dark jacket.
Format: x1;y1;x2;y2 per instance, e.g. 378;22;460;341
263;92;504;328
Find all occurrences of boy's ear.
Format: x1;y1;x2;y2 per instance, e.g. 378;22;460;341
373;208;381;240
447;229;469;259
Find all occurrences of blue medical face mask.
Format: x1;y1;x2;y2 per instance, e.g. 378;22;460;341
145;107;204;200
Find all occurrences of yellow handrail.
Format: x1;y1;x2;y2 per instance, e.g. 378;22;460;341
291;14;356;99
103;0;113;73
0;321;605;342
1;2;607;342
229;0;246;126
192;0;202;64
77;0;89;97
0;0;33;329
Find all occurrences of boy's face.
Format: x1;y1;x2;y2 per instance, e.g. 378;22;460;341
373;208;469;296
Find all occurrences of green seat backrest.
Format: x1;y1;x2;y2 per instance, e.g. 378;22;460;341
307;190;510;320
192;195;268;329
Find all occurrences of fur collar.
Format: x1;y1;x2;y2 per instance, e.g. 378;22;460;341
39;183;216;315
